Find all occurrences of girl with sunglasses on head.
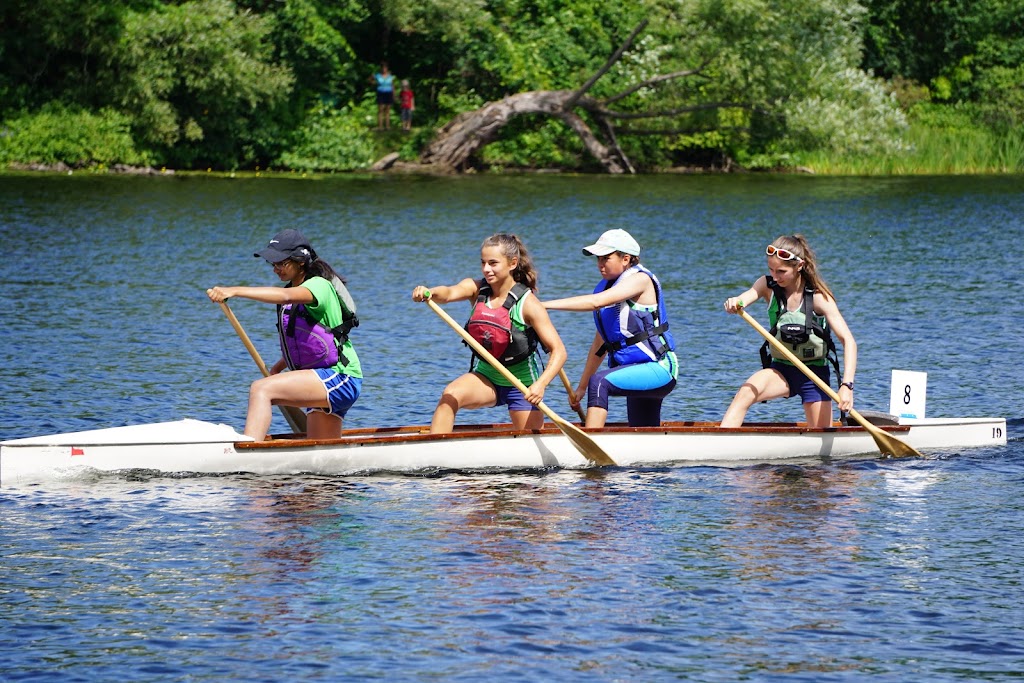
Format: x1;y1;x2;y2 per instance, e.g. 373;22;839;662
412;233;567;434
207;229;362;441
721;234;857;429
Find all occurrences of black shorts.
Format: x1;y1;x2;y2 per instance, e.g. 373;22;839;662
377;90;393;106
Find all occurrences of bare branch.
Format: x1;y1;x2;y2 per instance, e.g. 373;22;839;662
604;58;715;105
591;115;635;174
553;110;626;173
562;19;649;111
606;101;753;120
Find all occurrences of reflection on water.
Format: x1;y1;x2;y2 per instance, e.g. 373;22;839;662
721;465;866;582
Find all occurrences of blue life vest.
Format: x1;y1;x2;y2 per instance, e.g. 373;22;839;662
592;265;675;367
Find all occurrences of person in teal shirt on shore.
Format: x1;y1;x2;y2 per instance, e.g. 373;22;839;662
371;62;394;130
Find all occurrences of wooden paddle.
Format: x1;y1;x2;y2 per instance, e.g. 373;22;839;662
218;301;308;434
557;368;588;422
738;307;921;458
425;297;616;466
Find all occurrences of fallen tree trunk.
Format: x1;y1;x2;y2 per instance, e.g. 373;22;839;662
419;91;624;173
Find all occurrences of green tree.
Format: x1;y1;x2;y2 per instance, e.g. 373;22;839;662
0;0;154;116
862;0;1024;115
244;0;367;105
105;0;294;168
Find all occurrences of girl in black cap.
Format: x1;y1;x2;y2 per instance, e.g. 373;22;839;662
207;230;362;441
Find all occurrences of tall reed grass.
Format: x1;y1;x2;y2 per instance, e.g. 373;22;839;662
799;114;1024;175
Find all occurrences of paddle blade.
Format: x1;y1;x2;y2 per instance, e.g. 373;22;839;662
850;409;922;458
870;429;923;458
550;415;616;466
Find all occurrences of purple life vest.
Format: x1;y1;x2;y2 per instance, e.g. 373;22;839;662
278;303;339;370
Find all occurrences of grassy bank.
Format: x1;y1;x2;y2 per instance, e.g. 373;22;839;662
798;105;1024;175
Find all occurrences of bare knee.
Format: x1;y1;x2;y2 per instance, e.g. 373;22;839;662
732;383;760;408
249;377;274;403
436;391;461;414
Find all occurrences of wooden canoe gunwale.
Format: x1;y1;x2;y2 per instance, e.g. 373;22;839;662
236;420;912;450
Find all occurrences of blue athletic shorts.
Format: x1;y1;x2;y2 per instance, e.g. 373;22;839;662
772;362;830;404
494;385;539;412
587;361;676;411
310;368;362;417
586;360;676;427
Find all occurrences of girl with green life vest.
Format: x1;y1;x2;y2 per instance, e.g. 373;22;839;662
721;234;857;429
412;233;567;434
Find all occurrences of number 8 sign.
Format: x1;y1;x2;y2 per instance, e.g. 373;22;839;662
889;369;927;420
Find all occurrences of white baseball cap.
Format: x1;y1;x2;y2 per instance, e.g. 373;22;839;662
582;229;641;257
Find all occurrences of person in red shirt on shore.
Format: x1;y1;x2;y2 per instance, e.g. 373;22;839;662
399;79;415;132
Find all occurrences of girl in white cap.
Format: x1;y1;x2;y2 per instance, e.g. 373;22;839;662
207;229;362;441
543;229;678;428
412;233;567;433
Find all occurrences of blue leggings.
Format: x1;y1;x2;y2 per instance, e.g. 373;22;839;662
587;362;676;427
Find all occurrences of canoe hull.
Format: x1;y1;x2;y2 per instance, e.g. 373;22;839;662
0;417;1007;486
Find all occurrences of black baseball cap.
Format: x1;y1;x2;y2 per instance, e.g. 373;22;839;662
254;229;312;263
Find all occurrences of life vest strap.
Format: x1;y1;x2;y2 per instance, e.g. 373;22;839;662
596;322;670;357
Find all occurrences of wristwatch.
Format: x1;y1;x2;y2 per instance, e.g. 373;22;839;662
840;381;854;390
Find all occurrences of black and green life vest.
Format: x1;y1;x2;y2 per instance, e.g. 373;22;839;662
759;276;841;385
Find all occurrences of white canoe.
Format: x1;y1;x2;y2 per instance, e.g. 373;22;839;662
0;415;1007;486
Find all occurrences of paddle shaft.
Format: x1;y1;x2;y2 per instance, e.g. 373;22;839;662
219;302;308;434
426;298;615;466
558;367;587;422
738;308;921;457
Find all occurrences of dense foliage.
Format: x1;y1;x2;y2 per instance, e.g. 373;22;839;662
1;0;1020;172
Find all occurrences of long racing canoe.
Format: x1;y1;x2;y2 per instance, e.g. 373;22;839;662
0;415;1007;486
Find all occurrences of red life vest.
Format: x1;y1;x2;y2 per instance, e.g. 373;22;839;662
464;282;538;366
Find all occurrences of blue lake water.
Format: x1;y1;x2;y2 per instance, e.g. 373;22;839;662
1;173;1022;681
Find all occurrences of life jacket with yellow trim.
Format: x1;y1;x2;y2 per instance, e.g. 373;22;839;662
464;282;538;366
